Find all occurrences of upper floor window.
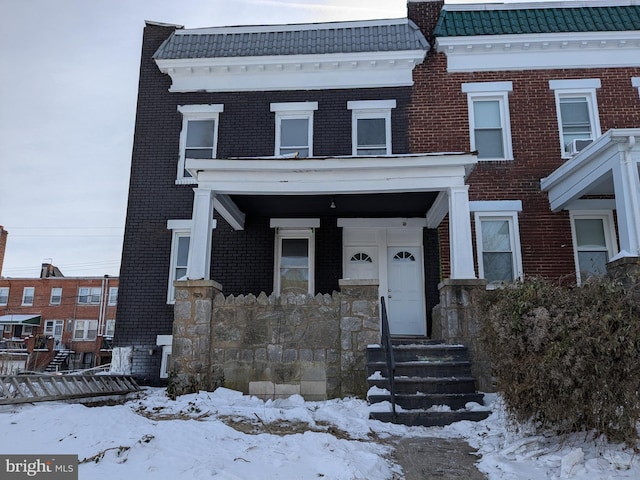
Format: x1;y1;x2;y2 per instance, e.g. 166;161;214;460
462;82;513;161
270;102;318;157
471;201;523;288
271;219;319;296
108;287;118;305
78;287;101;304
550;79;601;157
632;77;640;99
177;104;224;182
50;287;62;305
0;287;8;305
74;320;98;341
347;100;395;156
22;287;34;306
570;211;617;285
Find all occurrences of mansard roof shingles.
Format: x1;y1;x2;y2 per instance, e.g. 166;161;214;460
153;19;428;60
434;5;640;37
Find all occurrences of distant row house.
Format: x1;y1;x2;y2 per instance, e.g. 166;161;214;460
0;254;118;373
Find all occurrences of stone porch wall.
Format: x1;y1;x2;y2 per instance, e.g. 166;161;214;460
170;279;379;400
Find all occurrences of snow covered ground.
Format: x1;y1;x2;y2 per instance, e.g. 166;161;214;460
0;387;639;479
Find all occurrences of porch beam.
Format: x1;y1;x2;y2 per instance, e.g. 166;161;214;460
426;191;448;228
214;194;245;231
187;188;215;280
448;186;477;279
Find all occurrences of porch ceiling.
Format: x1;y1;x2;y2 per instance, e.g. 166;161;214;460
231;192;439;217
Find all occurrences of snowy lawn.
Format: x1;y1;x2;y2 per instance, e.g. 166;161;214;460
0;387;639;479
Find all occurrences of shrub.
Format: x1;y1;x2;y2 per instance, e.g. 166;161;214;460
480;275;640;444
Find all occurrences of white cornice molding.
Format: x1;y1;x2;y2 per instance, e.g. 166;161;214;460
155;50;426;92
436;31;640;72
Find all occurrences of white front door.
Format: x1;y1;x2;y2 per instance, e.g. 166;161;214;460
45;320;64;350
386;246;426;336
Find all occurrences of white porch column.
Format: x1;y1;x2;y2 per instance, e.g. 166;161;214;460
448;186;477;279
612;145;640;258
187;188;215;280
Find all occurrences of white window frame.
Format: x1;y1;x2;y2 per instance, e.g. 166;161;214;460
470;201;523;289
270;102;318;158
73;320;98;341
167;227;191;305
50;287;62;305
347;100;395;156
177;104;224;184
569;210;618;285
271;219;319;296
0;287;8;305
22;287;34;306
108;287;118;306
3;325;12;333
22;326;33;336
550;79;601;158
462;82;513;161
78;287;101;305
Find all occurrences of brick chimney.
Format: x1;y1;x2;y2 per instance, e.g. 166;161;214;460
0;226;7;277
407;0;445;46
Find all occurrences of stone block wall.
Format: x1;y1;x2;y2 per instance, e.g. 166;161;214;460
432;278;494;392
170;279;379;400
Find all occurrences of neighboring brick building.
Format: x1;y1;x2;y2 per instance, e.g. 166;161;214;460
0;260;118;372
115;1;640;392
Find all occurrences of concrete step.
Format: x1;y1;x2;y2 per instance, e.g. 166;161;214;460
368;376;477;395
367;344;470;363
370;410;491;427
368;392;485;410
367;360;473;378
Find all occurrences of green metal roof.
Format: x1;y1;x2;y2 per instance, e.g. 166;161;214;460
434;6;640;37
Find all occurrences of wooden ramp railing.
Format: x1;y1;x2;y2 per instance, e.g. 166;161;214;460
0;374;140;405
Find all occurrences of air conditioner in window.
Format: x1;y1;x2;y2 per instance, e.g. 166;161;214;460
568;138;593;155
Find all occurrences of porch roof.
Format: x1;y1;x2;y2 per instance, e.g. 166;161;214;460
0;314;42;326
187;153;477;196
540;128;640;212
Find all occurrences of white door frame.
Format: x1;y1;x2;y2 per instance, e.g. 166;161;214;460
339;218;427;335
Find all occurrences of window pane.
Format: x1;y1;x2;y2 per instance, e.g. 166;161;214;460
87;321;98;340
475;129;504;158
185;148;214;159
186;120;215;148
473;100;501;128
281;239;308;268
575;219;606;249
560;98;590;126
177;236;190;267
74;322;85;340
0;288;8;304
280;118;308;147
483;252;514;282
578;251;608;278
357;118;386;148
481;220;511;252
280;268;309;293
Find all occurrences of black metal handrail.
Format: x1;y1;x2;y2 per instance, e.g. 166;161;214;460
380;296;397;423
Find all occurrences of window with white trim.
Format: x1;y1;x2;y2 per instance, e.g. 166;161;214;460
570;211;617;285
633;77;640;99
108;287;118;305
105;319;116;337
471;202;523;288
270;102;318;157
177;104;223;182
22;326;33;336
50;287;62;305
73;320;98;341
167;227;191;304
271;219;318;296
462;82;513;161
0;287;8;305
78;287;101;304
550;79;601;157
347;100;395;156
22;287;34;306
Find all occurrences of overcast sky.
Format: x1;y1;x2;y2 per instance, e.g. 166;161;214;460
0;0;584;278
